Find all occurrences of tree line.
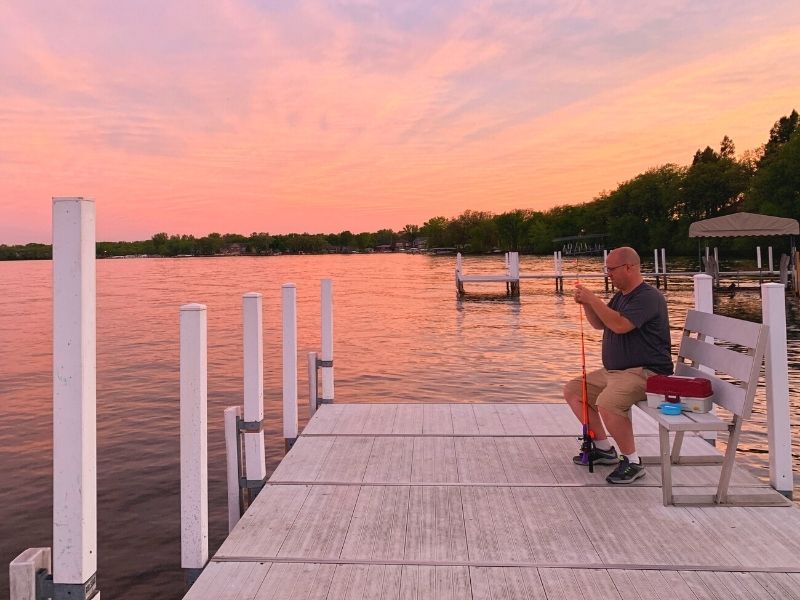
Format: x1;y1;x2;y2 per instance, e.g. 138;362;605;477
1;109;797;261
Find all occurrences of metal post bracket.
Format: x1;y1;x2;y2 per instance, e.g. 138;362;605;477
37;570;99;600
237;417;263;433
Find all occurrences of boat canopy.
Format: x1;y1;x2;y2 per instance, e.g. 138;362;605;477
688;212;799;238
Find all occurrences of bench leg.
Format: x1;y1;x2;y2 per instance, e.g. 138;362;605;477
670;431;685;464
659;425;673;505
715;418;742;504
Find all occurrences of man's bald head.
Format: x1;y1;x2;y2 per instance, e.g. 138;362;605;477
610;246;640;267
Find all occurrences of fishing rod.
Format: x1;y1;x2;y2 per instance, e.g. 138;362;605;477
576;256;595;472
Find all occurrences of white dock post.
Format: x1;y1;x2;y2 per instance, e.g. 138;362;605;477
52;198;99;598
653;248;660;287
180;303;208;584
661;248;667;289
757;247;762;269
693;274;716;444
282;284;298;450
242;293;267;492
224;406;242;533
10;548;52;600
509;252;520;296
308;352;318;417
768;246;774;273
693;274;714;315
603;249;609;291
455;253;464;295
320;279;334;404
762;283;793;497
553;252;559;291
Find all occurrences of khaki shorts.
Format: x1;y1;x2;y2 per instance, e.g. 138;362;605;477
565;367;651;418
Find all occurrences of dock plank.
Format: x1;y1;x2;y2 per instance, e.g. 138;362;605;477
470;567;546;600
268;436;334;482
302;404;346;435
609;569;699;600
278;485;361;559
450;404;480;435
538;568;623;599
423;404;454;435
340;486;409;561
411;436;459;483
364;437;414;483
455;437;509;483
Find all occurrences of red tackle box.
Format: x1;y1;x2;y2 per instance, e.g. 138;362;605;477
645;374;714;413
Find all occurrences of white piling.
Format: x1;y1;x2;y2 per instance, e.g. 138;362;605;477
10;548;52;600
52;198;98;592
553;251;558;273
180;303;208;576
661;248;666;275
242;293;267;486
509;252;520;279
321;279;334;404
224;406;242;533
757;246;762;269
693;274;716;443
654;248;659;276
308;352;318;416
762;283;793;497
768;246;774;273
713;247;718;264
455;252;462;274
282;284;298;449
693;274;714;315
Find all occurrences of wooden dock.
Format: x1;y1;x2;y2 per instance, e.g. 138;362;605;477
184;403;800;599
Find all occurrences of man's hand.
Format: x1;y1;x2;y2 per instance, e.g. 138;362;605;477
574;283;635;333
574;283;598;306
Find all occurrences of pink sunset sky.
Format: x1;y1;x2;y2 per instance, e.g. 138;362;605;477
1;1;799;244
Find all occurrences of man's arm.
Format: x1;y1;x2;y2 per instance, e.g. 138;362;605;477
574;284;635;333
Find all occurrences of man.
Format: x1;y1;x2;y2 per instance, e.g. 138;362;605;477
564;246;673;484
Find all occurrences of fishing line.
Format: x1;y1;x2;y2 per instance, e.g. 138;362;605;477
576;256;595;472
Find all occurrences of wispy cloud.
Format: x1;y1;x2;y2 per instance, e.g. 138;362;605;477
0;1;799;242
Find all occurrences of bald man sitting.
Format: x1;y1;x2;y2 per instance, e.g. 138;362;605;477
564;246;673;483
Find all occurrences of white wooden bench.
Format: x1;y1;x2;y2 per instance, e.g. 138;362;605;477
635;309;769;506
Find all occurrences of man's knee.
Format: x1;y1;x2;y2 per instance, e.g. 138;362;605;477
597;400;632;420
563;378;582;402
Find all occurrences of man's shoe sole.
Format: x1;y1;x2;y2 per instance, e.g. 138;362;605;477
572;456;619;466
606;469;646;484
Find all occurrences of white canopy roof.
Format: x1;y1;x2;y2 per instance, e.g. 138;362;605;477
688;212;799;238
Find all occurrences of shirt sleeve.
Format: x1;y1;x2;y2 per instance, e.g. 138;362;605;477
617;287;660;329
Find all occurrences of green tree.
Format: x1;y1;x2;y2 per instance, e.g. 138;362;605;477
494;210;531;252
420;216;449;248
400;224;420;247
746;127;800;217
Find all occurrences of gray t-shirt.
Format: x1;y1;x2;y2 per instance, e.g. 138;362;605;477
602;282;673;374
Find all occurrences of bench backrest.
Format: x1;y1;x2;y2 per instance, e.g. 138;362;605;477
675;310;769;420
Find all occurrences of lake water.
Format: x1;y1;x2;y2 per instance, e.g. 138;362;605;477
0;254;798;599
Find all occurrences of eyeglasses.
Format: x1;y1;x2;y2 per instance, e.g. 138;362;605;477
606;263;629;273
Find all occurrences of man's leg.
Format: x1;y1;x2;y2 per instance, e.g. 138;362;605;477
597;408;634;455
563;369;607;441
595;368;646;455
597;368;648;483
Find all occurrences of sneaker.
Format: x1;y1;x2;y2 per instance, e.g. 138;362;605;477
606;456;646;484
572;445;619;466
